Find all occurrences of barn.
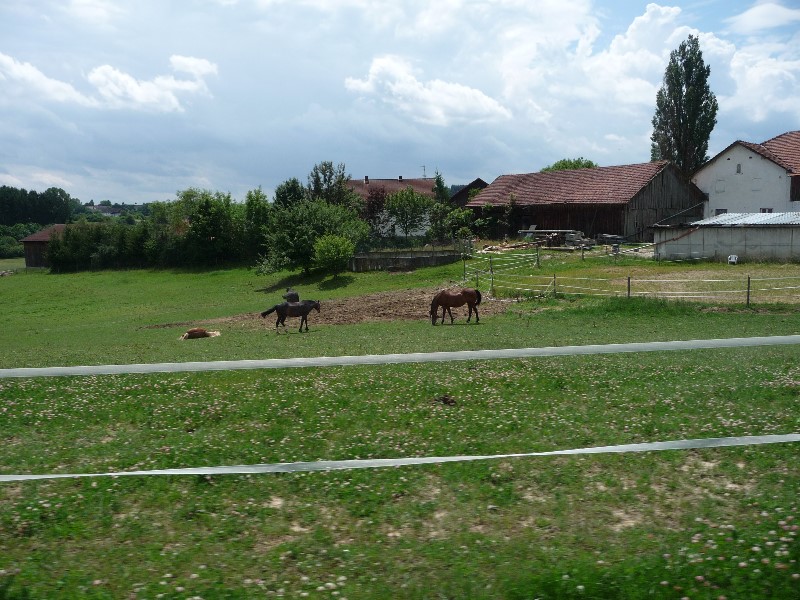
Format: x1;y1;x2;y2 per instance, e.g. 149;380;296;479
466;161;706;242
653;212;800;262
20;224;66;268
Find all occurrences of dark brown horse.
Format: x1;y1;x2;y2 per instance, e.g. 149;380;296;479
430;288;481;325
261;300;320;332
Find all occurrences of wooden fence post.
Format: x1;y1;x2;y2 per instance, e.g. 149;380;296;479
746;276;751;307
627;276;631;298
553;274;557;298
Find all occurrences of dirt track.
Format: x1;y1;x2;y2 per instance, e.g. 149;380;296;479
199;288;512;331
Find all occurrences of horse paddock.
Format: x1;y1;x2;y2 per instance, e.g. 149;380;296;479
187;287;513;331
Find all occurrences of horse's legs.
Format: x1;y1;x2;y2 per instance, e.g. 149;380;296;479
299;314;307;332
447;306;455;324
439;306;446;325
467;302;478;322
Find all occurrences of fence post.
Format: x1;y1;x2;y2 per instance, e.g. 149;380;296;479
463;255;466;281
489;256;494;295
553;274;557;298
536;245;540;268
746;275;751;307
627;276;631;298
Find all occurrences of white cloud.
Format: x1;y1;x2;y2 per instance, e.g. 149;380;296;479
64;0;125;28
0;52;98;107
725;2;800;35
170;55;219;79
345;55;512;126
0;52;217;113
724;41;800;120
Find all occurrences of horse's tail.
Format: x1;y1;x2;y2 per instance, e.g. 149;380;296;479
260;305;278;318
475;289;482;305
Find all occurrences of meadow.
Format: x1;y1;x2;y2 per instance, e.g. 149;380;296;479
1;254;799;599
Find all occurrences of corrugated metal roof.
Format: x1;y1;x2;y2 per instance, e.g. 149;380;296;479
691;212;800;226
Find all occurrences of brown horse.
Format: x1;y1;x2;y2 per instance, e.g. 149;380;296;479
261;300;320;332
179;327;221;340
430;288;481;325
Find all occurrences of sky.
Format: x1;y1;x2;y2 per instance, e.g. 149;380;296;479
1;1;799;205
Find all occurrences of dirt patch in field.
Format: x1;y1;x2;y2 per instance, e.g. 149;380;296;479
150;288;515;332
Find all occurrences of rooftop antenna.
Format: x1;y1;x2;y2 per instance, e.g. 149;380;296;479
421;165;426;178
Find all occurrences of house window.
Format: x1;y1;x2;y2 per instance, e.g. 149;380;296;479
715;209;728;216
736;164;742;174
760;208;773;213
791;177;800;202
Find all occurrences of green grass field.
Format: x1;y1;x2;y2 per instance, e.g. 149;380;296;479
1;257;799;599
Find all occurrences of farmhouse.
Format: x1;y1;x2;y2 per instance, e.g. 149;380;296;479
692;131;800;218
20;224;66;268
348;176;436;201
653;212;800;262
466;161;705;242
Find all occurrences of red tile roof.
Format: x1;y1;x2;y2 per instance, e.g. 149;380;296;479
20;224;66;243
348;177;436;199
712;131;800;175
760;131;800;173
466;161;671;207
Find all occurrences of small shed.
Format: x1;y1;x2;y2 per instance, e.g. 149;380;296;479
653;212;800;262
20;224;66;268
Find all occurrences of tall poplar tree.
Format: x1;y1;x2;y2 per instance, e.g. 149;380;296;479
650;35;718;176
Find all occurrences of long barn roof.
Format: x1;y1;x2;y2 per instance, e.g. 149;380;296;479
466;161;672;207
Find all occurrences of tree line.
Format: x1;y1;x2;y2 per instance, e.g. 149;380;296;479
11;162;513;274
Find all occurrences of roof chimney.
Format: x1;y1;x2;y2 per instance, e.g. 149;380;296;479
364;176;369;184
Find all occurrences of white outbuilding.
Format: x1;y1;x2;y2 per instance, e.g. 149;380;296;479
653;212;800;262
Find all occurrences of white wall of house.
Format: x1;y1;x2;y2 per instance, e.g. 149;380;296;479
693;145;793;218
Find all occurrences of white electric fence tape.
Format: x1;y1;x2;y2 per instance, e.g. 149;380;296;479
2;335;800;379
3;336;799;482
2;434;798;483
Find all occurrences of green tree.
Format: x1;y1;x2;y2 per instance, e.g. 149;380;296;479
432;170;450;204
256;200;368;275
386;186;431;239
362;185;392;240
650;34;718;176
306;161;362;212
313;234;355;277
243;187;271;259
179;189;238;265
273;177;305;209
541;157;598;172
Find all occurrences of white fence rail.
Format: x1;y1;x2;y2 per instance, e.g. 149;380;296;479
463;253;800;305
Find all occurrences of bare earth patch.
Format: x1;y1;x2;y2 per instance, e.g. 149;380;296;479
148;288;514;331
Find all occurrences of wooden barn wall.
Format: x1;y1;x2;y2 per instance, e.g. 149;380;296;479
23;242;48;268
517;205;624;239
626;169;705;242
